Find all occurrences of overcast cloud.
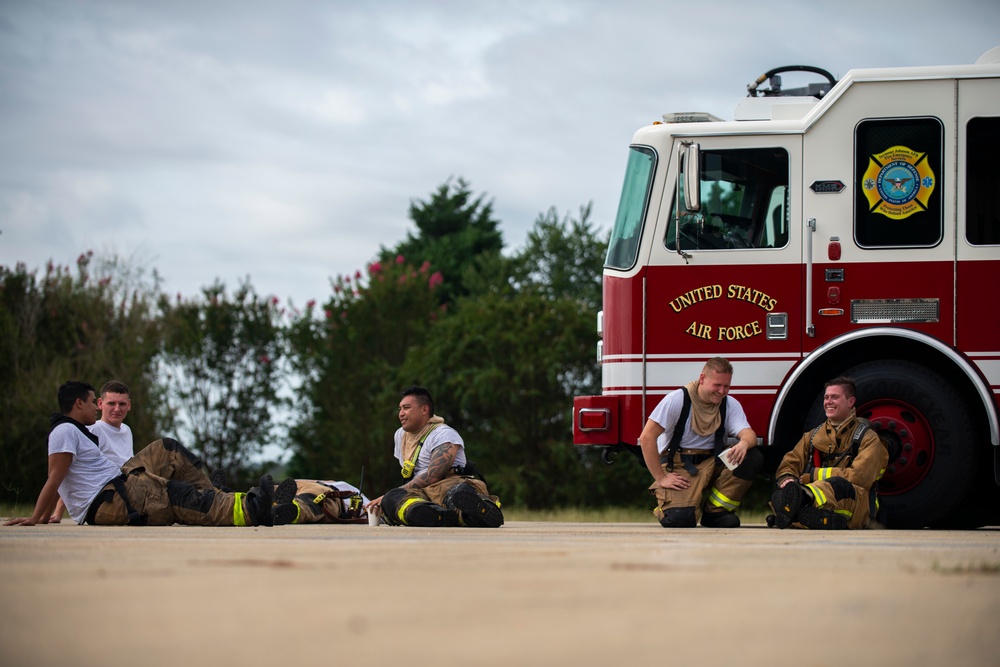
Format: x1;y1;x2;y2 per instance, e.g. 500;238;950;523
2;0;998;308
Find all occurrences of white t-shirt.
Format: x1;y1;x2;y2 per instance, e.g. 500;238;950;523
648;389;751;454
49;422;122;524
393;423;467;474
314;480;371;514
87;420;134;467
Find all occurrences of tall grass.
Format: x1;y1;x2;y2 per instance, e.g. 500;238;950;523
502;506;769;523
0;503;37;520
503;507;654;523
1;504;769;524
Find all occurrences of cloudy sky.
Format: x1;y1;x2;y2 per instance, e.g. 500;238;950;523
2;1;998;309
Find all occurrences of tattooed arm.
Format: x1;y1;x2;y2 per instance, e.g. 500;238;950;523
364;442;461;513
401;443;460;490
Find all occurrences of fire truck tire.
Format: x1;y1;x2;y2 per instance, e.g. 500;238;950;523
805;360;976;529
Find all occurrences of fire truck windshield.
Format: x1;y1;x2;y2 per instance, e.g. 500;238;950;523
606;146;655;269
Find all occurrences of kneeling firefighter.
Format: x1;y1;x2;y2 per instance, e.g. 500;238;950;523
639;358;763;528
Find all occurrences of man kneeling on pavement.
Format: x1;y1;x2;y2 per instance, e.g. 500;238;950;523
769;376;891;530
639;357;762;528
365;386;503;528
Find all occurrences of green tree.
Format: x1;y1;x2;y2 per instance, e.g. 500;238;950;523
0;253;165;504
157;279;286;487
510;203;607;312
396;206;652;509
380;178;503;304
285;257;444;496
399;290;596;507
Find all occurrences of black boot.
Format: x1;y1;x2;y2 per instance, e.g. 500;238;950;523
797;505;849;529
246;474;274;527
381;488;457;527
771;484;805;529
272;478;299;525
210;468;233;492
443;483;504;528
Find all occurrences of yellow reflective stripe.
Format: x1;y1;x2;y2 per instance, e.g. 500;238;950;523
708;487;739;511
313;493;325;504
806;483;827;507
233;492;248;526
398;498;425;525
816;467;832;481
289;500;302;524
834;509;853;518
877;467;886;480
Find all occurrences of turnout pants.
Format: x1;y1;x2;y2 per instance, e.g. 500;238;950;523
388;475;495;509
89;438;251;526
290;480;362;524
649;450;755;523
803;478;874;529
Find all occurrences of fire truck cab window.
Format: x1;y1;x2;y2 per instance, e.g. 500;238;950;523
668;147;789;251
854;117;943;248
606;145;656;269
966;116;1000;246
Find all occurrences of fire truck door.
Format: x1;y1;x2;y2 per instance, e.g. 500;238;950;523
642;136;804;411
808;83;958;346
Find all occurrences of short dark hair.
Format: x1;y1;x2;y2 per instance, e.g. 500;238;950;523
825;376;857;399
400;385;434;416
100;380;130;397
58;381;95;414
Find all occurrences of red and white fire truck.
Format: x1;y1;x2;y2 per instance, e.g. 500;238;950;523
573;48;1000;528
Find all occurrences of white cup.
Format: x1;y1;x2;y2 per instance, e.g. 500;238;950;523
367;511;380;527
719;447;738;471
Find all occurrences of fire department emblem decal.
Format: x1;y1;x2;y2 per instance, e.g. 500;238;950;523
861;145;935;220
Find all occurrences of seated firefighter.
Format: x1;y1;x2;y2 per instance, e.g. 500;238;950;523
769;376;891;530
4;381;273;528
366;386;503;528
272;479;370;525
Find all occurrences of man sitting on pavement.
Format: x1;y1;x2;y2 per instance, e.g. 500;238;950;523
769;376;891;530
50;379;135;523
366;386;503;528
4;381;273;528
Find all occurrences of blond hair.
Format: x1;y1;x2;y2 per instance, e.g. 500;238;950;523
703;357;734;375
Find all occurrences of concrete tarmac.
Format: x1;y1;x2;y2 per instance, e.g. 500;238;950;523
1;520;999;667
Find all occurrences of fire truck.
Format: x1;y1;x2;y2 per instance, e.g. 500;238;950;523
573;48;1000;528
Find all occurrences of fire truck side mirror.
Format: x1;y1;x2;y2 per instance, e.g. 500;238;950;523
682;142;701;212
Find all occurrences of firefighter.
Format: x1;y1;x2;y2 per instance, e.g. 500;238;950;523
4;381;274;528
769;376;889;530
272;478;371;525
639;357;762;528
366;386;503;528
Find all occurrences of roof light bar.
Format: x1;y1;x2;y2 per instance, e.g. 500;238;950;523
662;112;724;123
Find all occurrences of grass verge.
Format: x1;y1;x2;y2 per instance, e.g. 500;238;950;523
2;504;770;524
503;506;770;524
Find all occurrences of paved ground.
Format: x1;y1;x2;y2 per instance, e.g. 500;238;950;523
1;520;999;667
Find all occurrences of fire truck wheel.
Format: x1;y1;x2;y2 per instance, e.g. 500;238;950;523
804;360;977;529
